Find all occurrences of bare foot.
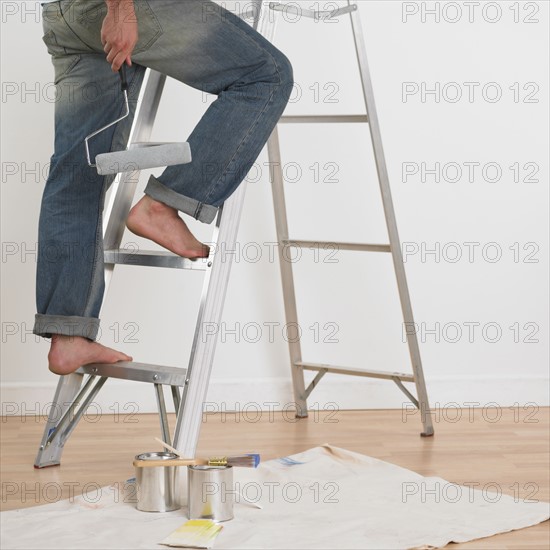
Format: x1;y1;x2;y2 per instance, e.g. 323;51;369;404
126;196;210;259
48;335;133;376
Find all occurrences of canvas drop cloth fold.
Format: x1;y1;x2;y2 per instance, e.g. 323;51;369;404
1;445;548;550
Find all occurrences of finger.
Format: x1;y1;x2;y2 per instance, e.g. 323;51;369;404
112;51;127;72
106;49;116;65
103;41;111;54
106;50;118;70
126;55;132;67
106;46;123;65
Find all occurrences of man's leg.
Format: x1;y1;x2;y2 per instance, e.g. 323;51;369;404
68;0;294;255
36;0;293;373
35;2;148;373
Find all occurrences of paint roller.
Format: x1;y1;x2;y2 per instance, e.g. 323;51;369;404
85;66;191;176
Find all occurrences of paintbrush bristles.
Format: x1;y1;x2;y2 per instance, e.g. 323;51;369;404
223;454;260;468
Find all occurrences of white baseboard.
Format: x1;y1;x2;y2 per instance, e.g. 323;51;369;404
1;374;548;418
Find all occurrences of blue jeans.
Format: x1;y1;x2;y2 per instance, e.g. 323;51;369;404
34;0;293;340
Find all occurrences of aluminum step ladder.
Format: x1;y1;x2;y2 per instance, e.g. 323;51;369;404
34;0;432;469
265;1;434;437
33;68;240;467
34;3;266;468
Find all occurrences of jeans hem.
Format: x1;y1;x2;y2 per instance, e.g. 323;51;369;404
33;314;100;340
144;176;218;224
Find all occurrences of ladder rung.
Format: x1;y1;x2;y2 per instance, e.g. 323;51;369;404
269;2;358;21
282;240;391;253
104;249;209;270
279;115;368;124
296;361;415;382
77;362;188;386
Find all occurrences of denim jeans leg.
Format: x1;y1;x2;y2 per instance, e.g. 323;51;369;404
65;0;294;223
131;0;294;221
35;0;293;339
34;1;146;339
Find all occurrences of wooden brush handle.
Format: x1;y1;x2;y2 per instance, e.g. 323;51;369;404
133;458;209;468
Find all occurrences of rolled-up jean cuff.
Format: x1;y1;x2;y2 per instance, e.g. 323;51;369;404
144;175;218;224
33;314;100;340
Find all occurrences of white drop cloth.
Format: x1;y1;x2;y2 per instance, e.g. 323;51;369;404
1;445;548;549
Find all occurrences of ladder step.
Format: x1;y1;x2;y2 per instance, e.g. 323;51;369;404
279;115;368;124
77;362;188;386
104;249;209;270
283;240;391;253
296;361;414;382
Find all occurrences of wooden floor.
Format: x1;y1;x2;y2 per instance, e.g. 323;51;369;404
1;407;549;549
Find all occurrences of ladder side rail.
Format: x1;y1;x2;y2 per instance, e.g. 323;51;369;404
347;0;433;435
263;2;309;418
34;373;84;467
267;129;308;417
172;186;247;456
260;2;311;418
35;375;107;467
154;383;172;447
172;0;271;457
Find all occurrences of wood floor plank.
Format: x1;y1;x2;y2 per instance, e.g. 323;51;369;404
1;407;548;549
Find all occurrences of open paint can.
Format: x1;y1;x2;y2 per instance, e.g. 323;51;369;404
134;452;180;512
187;465;234;522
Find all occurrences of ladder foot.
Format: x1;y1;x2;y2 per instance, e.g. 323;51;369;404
34;462;60;469
420;430;435;437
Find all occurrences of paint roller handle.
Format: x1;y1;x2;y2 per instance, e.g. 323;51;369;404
119;65;129;92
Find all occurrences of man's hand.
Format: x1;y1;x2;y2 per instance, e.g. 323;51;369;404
101;0;138;72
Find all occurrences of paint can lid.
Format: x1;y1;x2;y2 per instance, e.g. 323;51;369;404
135;451;179;461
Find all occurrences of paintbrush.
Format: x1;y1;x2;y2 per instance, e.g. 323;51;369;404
132;437;260;469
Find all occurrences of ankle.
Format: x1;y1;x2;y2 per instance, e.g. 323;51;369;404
51;334;85;347
142;195;176;217
51;334;67;345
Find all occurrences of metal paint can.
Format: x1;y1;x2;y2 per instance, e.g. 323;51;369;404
187;465;234;522
134;452;180;512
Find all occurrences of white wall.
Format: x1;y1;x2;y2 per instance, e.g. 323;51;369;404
1;1;548;418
